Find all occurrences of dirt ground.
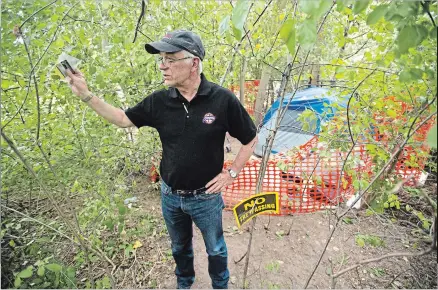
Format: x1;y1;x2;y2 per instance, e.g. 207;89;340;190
124;179;437;289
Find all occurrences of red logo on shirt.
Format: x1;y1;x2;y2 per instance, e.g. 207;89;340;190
202;113;216;124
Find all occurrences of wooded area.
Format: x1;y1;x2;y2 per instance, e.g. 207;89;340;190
1;0;437;289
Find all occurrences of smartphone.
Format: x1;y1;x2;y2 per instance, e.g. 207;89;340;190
57;59;75;77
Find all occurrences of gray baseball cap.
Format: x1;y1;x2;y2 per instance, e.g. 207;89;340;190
145;30;205;60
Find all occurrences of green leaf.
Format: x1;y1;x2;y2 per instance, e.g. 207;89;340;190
409;68;423;80
101;276;111;288
336;0;353;12
387;110;397;118
399;68;423;83
430;27;437;39
415;25;429;43
53;272;60;288
279;19;296;56
399;70;411;82
397;25;428;53
54;38;64;48
353;0;370;14
427;123;437;148
366;5;388;25
96;74;104;86
14;276;22;288
395;1;420;18
232;25;242;41
1;79;13;89
18;266;33;278
37;266;45;277
355;236;365;247
299;0;331;19
46;263;62;273
31;278;43;285
297;18;317;51
104;219;115;231
231;0;251;41
368;236;384;247
66;266;76;278
102;0;111;10
89;66;96;75
219;15;230;35
118;204;127;215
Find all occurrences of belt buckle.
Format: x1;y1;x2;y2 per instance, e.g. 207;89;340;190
176;189;185;195
194;187;206;195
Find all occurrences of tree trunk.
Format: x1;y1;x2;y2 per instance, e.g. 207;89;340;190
310;64;320;86
254;65;271;127
239;56;247;105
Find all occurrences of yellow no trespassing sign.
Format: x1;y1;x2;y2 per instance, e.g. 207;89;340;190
233;192;279;228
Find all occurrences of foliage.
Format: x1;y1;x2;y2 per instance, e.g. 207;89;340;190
265;260;281;273
1;0;437;288
13;260;76;289
355;234;385;248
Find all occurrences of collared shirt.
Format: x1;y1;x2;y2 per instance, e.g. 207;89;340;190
125;73;256;190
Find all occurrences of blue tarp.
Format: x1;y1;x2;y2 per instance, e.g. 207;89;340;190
254;87;348;156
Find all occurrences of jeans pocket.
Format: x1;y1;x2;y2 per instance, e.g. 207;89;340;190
161;182;172;195
196;192;221;200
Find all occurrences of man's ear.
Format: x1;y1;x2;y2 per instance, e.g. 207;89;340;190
192;58;199;72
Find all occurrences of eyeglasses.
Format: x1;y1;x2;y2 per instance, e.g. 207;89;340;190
156;56;194;66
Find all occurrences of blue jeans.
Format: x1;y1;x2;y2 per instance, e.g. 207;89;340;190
161;181;229;289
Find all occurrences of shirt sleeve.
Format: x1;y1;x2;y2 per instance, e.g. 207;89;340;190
227;94;257;145
124;93;157;128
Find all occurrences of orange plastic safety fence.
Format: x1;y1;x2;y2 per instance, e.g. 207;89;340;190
223;137;372;215
229;80;260;117
394;118;435;185
222;112;434;214
370;97;435;186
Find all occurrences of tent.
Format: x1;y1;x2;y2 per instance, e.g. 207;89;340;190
254;87;347;157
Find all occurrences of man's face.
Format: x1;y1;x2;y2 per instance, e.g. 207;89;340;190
158;51;194;87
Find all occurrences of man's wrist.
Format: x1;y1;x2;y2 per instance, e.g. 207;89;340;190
81;91;94;103
228;168;238;178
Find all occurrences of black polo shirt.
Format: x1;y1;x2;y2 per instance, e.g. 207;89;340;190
125;73;257;190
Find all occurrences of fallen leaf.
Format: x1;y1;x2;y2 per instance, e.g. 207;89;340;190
133;240;143;249
276;230;285;237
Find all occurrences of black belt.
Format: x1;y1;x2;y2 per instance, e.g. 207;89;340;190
172;187;207;196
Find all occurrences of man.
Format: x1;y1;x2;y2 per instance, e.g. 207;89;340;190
66;30;257;289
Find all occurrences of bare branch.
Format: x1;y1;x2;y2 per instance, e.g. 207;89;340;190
1;204;75;243
22;31;41;140
219;0;273;86
19;0;59;29
346;68;378;144
133;0;146;43
421;2;437;27
333;247;435;280
292;63;395;74
2;3;77;130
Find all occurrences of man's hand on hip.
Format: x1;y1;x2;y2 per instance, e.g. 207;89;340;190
205;169;234;194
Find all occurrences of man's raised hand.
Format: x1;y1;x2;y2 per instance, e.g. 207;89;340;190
66;69;90;100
